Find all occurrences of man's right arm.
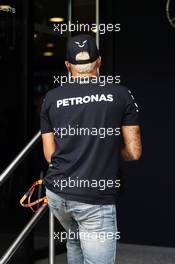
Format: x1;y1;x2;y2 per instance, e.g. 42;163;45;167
120;125;142;161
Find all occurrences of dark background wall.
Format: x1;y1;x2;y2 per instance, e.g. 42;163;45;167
100;0;175;246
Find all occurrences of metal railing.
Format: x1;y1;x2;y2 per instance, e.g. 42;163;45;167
0;131;55;264
0;131;41;186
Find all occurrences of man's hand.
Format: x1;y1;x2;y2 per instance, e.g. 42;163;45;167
41;132;56;163
120;125;142;161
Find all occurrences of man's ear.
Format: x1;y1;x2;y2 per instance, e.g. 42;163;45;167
96;56;101;68
65;61;72;73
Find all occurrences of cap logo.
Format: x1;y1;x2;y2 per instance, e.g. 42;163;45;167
75;40;87;48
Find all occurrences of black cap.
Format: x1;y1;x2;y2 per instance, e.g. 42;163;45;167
66;34;99;65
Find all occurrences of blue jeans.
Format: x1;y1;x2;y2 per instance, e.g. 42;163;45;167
46;188;118;264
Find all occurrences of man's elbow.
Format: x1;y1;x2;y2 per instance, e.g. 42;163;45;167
131;146;142;160
121;145;142;161
45;156;51;164
43;150;52;164
132;152;142;161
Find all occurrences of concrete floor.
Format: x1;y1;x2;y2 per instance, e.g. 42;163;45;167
36;243;175;264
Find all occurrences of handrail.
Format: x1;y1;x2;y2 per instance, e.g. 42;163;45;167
0;131;41;186
0;204;48;264
0;130;55;263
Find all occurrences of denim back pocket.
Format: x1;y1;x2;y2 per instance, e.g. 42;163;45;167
72;202;104;231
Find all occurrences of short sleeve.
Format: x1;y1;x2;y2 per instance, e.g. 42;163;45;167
40;97;53;134
121;87;140;126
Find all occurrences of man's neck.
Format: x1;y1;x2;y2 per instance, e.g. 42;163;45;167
72;73;98;78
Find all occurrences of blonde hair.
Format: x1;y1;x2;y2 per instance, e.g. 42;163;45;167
72;52;96;73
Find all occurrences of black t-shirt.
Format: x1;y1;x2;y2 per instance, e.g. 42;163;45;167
40;80;140;204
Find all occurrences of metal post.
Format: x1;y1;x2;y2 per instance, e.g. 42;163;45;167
68;0;72;39
68;0;72;79
68;0;72;24
96;0;100;48
0;204;47;264
49;210;55;264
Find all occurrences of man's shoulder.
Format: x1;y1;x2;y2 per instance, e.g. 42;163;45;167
111;84;132;97
44;86;61;100
110;84;128;92
102;83;129;94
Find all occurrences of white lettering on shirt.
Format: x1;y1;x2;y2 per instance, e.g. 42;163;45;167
56;94;114;108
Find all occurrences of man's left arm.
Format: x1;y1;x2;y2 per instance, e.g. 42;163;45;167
41;132;56;164
40;96;56;164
